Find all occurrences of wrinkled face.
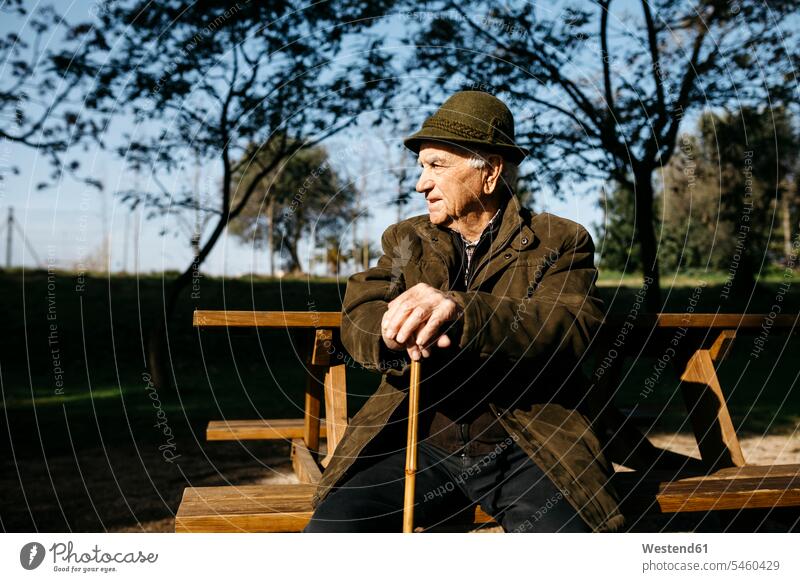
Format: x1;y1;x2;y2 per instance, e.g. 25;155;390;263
415;142;487;226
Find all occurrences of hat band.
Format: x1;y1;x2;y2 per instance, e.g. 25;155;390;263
422;116;513;146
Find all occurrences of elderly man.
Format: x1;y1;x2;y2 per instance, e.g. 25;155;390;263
304;91;623;533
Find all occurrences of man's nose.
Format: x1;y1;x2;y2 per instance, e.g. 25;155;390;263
416;172;433;195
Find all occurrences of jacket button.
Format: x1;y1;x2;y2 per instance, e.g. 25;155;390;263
521;237;529;245
504;252;512;259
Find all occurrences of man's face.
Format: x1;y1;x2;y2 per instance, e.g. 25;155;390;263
415;142;486;226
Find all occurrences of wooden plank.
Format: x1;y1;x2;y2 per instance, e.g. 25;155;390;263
613;464;800;514
656;475;800;513
206;419;327;441
303;365;323;453
193;310;341;329
604;313;799;330
679;349;746;469
175;484;495;533
193;310;800;332
615;464;800;486
291;439;322;484
677;464;800;481
310;328;333;366
321;363;348;468
180;484;318;503
709;330;736;363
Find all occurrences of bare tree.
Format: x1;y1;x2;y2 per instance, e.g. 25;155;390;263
97;0;399;388
406;0;800;310
0;1;109;190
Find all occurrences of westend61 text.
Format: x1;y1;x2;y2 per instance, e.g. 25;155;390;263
642;543;708;554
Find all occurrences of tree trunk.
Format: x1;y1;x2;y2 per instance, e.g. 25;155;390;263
267;196;275;277
146;267;195;392
782;192;793;263
634;169;662;312
284;236;304;274
146;211;229;390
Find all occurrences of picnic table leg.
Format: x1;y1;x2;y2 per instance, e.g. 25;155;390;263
303;370;322;454
678;330;746;470
321;362;348;468
302;330;329;454
589;344;704;472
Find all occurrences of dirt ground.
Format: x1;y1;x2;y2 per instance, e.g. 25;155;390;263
2;432;798;533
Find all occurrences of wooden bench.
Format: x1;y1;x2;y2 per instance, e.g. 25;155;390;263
178;310;501;532
176;310;800;532
193;310;347;468
175;484;498;533
614;464;800;514
206;419;328;441
593;313;800;526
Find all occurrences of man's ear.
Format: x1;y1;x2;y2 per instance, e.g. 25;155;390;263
482;154;504;195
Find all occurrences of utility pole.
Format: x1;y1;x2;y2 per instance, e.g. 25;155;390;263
5;207;12;269
123;211;130;273
267;196;274;277
133;173;141;275
99;172;110;274
352;175;361;275
3;206;42;268
356;158;371;271
133;204;140;275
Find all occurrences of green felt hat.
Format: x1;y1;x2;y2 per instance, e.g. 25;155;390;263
403;91;529;165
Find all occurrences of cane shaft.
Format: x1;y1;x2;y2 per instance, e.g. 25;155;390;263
403;360;421;533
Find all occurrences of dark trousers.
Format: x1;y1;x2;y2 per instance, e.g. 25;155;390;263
303;438;591;532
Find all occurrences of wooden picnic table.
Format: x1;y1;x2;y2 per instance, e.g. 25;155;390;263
175;310;800;532
592;313;798;473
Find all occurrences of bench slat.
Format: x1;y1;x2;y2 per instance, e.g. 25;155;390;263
615;464;800;514
194;310;342;329
657;475;800;512
291;439;322;485
206;419;328;441
175;484;496;533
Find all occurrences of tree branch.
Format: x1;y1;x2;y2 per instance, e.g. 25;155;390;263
445;1;605;133
641;0;666;120
600;0;615;117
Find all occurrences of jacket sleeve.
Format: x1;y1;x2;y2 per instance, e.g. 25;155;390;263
447;226;605;365
340;223;411;376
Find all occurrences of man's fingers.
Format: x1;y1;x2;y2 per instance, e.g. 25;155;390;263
396;306;427;344
384;300;414;340
414;313;442;349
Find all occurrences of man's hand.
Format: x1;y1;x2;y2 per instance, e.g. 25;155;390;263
381;283;463;361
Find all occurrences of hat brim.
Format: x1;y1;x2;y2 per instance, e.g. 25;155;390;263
403;129;529;166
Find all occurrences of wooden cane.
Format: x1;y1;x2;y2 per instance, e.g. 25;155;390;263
403;359;422;533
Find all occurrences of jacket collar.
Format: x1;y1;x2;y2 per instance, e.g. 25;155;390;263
415;193;536;253
413;194;538;289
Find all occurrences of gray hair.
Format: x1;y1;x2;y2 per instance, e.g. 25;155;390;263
467;150;518;196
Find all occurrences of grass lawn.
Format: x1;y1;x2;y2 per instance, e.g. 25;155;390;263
1;268;798;460
0;268;798;531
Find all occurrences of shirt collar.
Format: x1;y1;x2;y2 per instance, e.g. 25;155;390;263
455;199;506;247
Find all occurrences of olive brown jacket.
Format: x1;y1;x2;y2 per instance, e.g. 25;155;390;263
311;194;624;532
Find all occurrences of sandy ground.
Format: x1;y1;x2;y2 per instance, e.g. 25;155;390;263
3;433;798;533
646;432;800;466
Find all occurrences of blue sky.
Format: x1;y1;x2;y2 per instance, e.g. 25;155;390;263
0;1;607;277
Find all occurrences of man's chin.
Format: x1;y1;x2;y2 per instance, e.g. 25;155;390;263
427;210;449;225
